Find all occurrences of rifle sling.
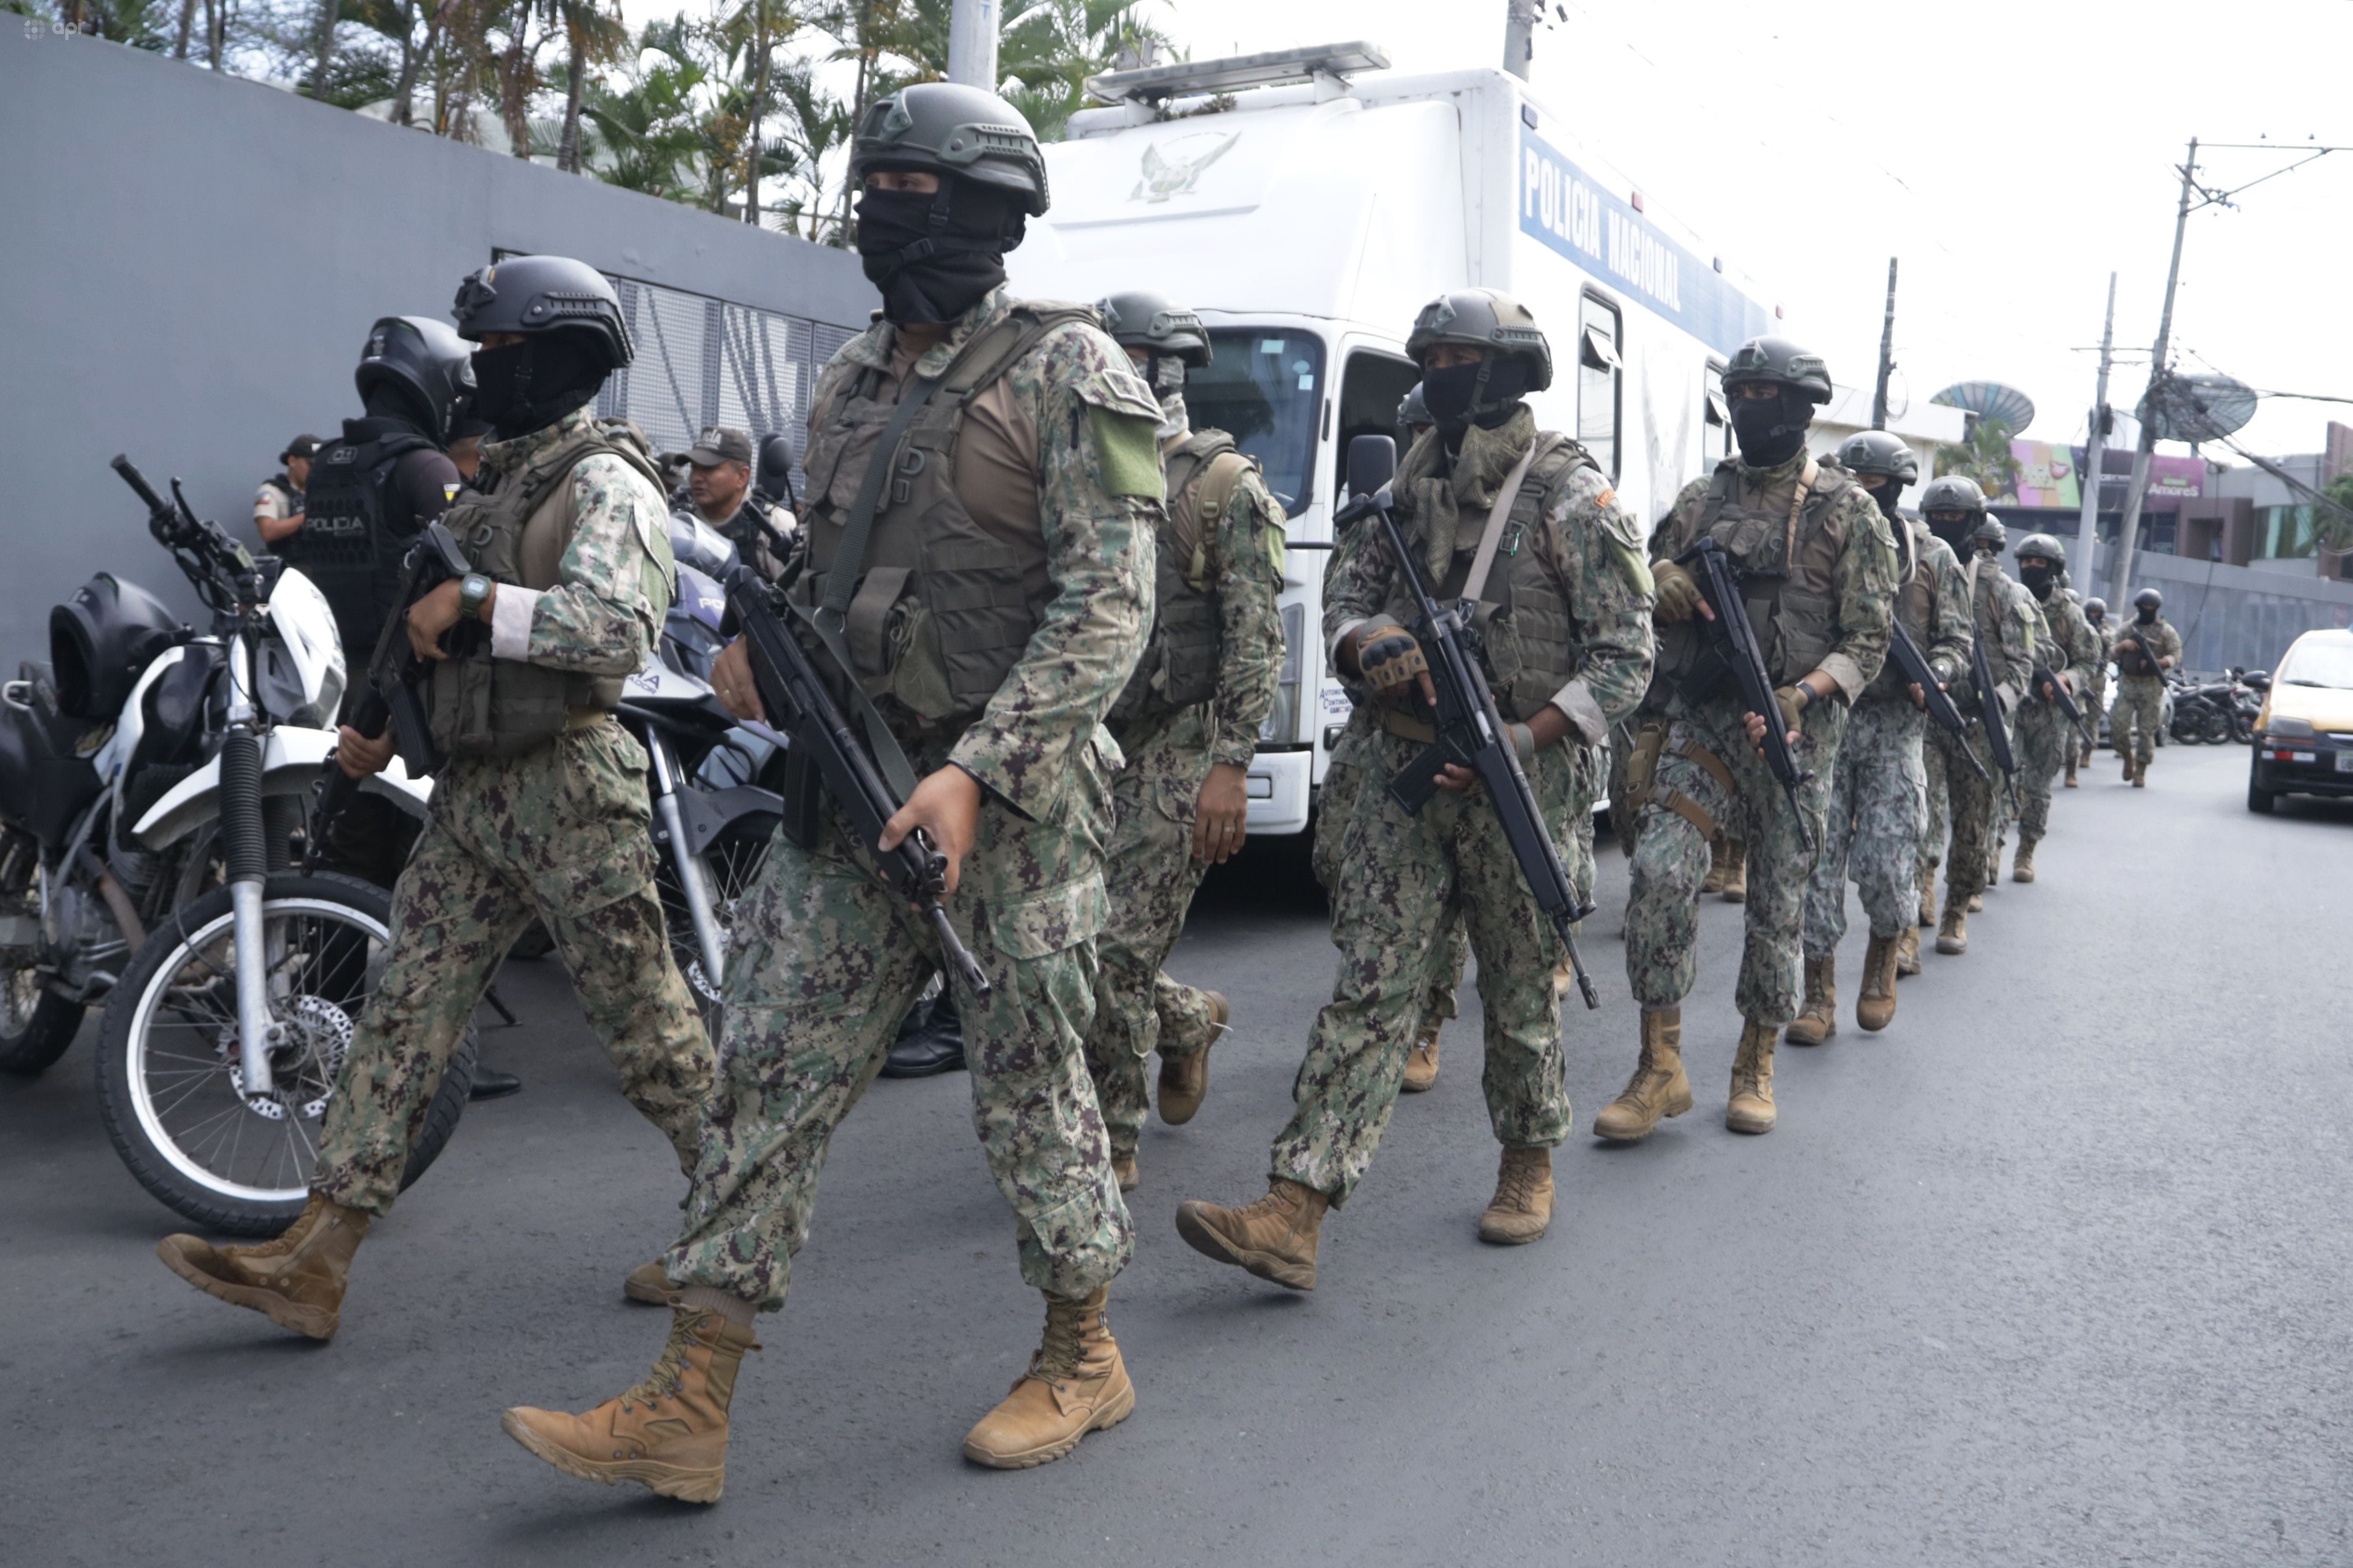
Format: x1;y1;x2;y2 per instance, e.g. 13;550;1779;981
1460;442;1542;606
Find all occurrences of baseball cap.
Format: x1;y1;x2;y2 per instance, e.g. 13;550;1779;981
688;426;753;466
281;434;321;462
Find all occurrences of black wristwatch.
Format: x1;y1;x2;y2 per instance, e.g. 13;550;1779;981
458;573;493;623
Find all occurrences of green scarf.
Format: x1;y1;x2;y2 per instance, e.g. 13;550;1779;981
1400;405;1537;580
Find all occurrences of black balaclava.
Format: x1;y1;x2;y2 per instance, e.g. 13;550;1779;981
2086;605;2105;627
1927;512;1977;554
2019;560;2057;598
359;381;435;440
471;332;608;439
1424;353;1534;433
2137;602;2158;624
1867;481;1903;522
857;177;1025;327
1730;385;1814;468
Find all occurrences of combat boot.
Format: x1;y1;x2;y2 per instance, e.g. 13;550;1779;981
1701;833;1730;895
2121;752;2134;782
1176;1178;1328;1291
1477;1146;1555;1245
1856;934;1899;1031
1894;926;1922;977
963;1285;1134;1469
1111;1151;1139;1193
504;1303;759;1503
624;1259;681;1306
1725;1019;1777;1135
1937;905;1968;955
1401;1018;1442;1093
2063;755;2078;787
1156;991;1226;1126
2013;839;2037;883
1967;890;1984;913
1593;1008;1694;1142
1719;838;1748;903
1918;876;1937;928
156;1191;370;1340
2132;759;2147;788
1784;954;1836;1046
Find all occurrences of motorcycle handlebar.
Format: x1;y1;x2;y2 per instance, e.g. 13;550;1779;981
110;454;172;519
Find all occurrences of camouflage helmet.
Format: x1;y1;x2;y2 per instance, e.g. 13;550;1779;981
1918;474;1988;517
1971;516;2008;551
2085;596;2108;617
850;82;1049;216
1097;290;1211;368
1836;428;1919;485
2014;531;2067;565
450;254;632;369
2134;587;2164;610
1397;381;1431;430
1404;289;1553;391
1722;335;1833;403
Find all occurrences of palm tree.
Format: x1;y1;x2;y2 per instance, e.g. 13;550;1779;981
1935;417;2025;502
543;0;628;170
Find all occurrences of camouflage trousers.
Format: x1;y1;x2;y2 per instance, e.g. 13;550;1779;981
312;721;712;1216
1271;724;1590;1204
2015;700;2074;844
668;742;1131;1312
1926;717;2002;906
1625;695;1845;1024
2114;674;2166;767
2080;679;2108;761
1802;696;1926;956
1081;706;1227;1161
1314;709;1468;1035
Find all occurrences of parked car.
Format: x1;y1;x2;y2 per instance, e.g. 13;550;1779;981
2247;628;2353;814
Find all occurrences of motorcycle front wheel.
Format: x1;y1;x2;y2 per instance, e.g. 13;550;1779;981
95;872;476;1236
661;824;774;1029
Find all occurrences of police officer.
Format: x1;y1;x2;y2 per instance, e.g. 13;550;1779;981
156;256;716;1343
681;424;794;582
1601;336;1896;1140
1787;431;1969;1044
1176;288;1653;1285
505;84;1161;1491
255;435;317;543
2071;595;2114;784
2111;587;2180;785
2007;534;2100;881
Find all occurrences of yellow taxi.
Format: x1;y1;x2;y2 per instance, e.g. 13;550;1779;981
2249;627;2353;813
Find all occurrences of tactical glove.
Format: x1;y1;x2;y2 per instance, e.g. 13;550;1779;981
1652;561;1701;622
1773;683;1810;736
1356;624;1429;699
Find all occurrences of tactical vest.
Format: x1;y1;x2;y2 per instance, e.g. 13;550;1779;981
1657;455;1861;690
289;428;435;656
1109;429;1252;722
794;305;1091;721
426;418;674;758
1380;432;1599;722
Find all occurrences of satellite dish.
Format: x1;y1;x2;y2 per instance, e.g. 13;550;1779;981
2147;373;2256;443
1931;380;2036;435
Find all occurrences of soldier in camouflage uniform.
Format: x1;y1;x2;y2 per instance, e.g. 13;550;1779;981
1078;290;1285;1190
1175;290;1652;1289
157;255;713;1342
2112;588;2181;784
2008;535;2101;881
1600;337;1896;1142
1788;431;1969;1044
504;87;1161;1496
2071;595;2114;783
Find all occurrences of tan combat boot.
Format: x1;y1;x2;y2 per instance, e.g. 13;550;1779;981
1701;833;1730;895
157;1191;370;1340
1111;1151;1139;1193
1967;889;1984;913
1856;935;1899;1032
1400;1017;1442;1093
1784;954;1836;1046
1937;904;1968;955
1894;926;1922;977
1725;1020;1777;1135
2132;759;2147;788
1156;991;1227;1126
2063;756;2078;787
2122;751;2134;782
1918;875;1937;928
2013;839;2037;883
504;1303;759;1503
624;1260;681;1306
963;1285;1135;1469
1719;837;1748;903
1477;1146;1555;1245
1593;1008;1695;1142
1175;1178;1329;1291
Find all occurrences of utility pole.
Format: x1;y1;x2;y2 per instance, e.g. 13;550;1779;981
2112;138;2198;608
1870;257;1898;432
948;0;999;90
2073;273;2117;595
1503;0;1538;80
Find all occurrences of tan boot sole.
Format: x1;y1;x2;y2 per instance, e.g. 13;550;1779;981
1477;1200;1554;1245
624;1263;682;1306
1591;1080;1694;1142
963;1374;1135;1470
1725;1101;1777;1135
1174;1203;1315;1291
1856;996;1895;1032
157;1238;338;1340
1112;1156;1139;1193
1783;1014;1833;1047
1156;994;1227;1126
2013;865;2035;884
501;1408;723;1503
1400;1046;1439;1093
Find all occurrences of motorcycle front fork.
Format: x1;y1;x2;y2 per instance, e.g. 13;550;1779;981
648;735;726;990
221;636;279;1093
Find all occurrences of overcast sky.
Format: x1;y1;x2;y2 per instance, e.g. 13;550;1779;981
1130;0;2351;459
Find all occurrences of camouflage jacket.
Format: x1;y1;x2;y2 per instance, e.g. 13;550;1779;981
1201;450;1286;768
2028;574;2103;699
1864;518;1973;705
481;405;671;675
2081;613;2115;690
1958;554;2043;719
2114;614;2181;679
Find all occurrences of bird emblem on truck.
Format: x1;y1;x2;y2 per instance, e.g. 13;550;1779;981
1130;131;1240;203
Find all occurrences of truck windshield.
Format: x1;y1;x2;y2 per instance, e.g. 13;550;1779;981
1187;330;1325;518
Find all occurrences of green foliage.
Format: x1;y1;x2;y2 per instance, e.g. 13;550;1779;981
2315;474;2353;554
1935;417;2025;502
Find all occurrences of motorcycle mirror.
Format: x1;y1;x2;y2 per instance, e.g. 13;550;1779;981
1347;434;1396;498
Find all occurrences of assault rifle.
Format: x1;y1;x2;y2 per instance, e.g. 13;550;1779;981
1671;536;1814;852
2034;665;2096;746
1888;622;1988;782
2115;632;2168;679
1967;635;2021;811
311;520;473;854
724;565;990;998
1335;436;1598;1009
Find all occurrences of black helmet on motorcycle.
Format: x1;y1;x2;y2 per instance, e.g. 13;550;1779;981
2134;588;2163;611
450;255;633;370
754;432;798;508
356;316;478;446
50;572;182;720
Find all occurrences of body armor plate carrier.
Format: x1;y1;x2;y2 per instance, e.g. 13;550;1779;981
1109;428;1252;722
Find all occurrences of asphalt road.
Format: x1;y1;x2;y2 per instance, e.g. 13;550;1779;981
8;743;2351;1566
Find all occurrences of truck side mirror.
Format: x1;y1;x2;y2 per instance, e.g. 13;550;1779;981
1347;433;1396;498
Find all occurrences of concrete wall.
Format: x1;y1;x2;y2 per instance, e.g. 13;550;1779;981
2052;538;2353;674
0;29;874;653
